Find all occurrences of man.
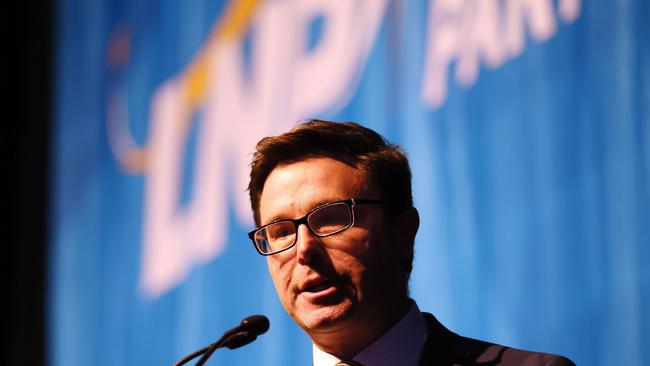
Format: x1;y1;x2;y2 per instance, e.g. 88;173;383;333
247;120;574;366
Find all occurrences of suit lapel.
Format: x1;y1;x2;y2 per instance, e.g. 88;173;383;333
418;313;500;366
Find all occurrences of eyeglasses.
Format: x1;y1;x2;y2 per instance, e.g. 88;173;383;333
248;198;383;256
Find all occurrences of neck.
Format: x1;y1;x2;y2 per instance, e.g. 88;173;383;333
309;297;412;359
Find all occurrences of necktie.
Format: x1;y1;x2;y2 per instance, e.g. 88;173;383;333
335;361;364;366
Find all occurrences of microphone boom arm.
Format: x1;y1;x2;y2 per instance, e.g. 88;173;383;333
173;315;270;366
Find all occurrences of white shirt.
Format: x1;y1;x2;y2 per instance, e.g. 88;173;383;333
312;301;428;366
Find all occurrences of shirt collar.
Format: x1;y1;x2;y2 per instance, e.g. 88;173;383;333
312;301;428;366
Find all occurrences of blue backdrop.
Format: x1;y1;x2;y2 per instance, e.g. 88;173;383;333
51;0;649;365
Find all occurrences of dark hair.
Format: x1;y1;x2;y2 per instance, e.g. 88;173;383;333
248;119;413;223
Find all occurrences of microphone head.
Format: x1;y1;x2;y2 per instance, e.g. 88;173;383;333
240;315;270;336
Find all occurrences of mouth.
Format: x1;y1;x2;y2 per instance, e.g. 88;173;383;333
302;278;338;293
298;276;344;303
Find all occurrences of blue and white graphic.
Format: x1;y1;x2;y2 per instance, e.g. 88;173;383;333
51;1;649;365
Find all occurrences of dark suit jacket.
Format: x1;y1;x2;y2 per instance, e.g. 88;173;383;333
419;313;575;366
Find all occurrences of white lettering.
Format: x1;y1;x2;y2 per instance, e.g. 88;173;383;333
504;0;556;58
140;81;196;296
559;0;581;23
421;0;581;109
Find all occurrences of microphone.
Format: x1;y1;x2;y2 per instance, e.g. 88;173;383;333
174;315;270;366
218;315;270;350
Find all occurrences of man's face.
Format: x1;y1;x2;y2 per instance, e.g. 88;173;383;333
258;157;411;343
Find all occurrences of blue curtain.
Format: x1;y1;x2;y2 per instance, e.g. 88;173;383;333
51;1;649;365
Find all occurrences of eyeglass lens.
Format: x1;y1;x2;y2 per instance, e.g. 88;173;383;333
254;202;352;254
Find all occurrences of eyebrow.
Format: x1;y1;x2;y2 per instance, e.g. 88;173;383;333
262;198;347;226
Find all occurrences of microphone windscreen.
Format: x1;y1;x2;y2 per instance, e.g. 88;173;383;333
241;315;270;336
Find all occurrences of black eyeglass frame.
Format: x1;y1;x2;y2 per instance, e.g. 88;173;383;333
248;198;383;256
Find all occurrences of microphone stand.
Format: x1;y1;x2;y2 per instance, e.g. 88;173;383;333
174;315;269;366
174;346;212;366
194;331;233;366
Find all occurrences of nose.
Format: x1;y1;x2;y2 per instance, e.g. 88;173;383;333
295;223;325;265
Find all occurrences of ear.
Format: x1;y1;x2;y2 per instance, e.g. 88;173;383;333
392;207;420;262
402;207;420;242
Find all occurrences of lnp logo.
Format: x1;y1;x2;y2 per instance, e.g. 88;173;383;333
106;0;389;297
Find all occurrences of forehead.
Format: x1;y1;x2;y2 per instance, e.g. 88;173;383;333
259;158;370;223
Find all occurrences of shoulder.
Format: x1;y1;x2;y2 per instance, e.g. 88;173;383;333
461;340;576;366
420;312;575;366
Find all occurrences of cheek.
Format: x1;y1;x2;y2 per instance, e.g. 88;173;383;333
267;258;292;292
347;228;398;280
330;234;382;279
